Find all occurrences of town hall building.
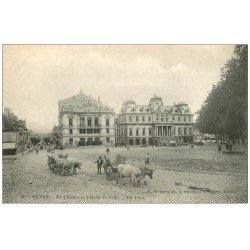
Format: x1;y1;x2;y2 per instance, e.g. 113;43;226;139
115;96;194;146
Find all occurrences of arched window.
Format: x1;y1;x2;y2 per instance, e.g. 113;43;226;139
129;138;133;145
87;117;92;126
94;117;99;126
80;117;85;126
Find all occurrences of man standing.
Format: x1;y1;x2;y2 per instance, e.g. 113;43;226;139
94;156;103;174
145;153;150;165
218;144;222;153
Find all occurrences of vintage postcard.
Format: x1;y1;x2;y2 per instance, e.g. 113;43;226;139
2;44;248;204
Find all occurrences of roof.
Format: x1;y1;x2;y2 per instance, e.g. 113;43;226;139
149;95;163;102
59;91;114;113
2;114;19;132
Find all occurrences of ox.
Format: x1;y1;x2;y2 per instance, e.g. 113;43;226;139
58;153;68;159
47;155;81;175
139;167;155;185
116;164;142;186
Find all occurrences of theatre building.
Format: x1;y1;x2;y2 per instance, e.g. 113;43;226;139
58;90;115;147
115;96;194;146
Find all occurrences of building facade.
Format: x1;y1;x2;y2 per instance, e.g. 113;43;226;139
58;90;115;147
2;107;30;155
115;96;194;146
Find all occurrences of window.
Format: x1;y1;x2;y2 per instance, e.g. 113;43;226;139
136;116;139;122
166;116;168;122
189;117;192;122
80;117;85;126
69;138;73;145
189;127;192;135
106;129;109;134
136;128;139;136
106;119;110;126
69;118;73;126
161;117;164;121
178;127;181;135
149;128;152;135
142;128;146;136
172;116;175;121
69;129;73;134
156;115;159;121
184;127;187;135
184;117;186;122
148;116;152;122
174;127;176;135
129;116;132;122
123;116;126;122
94;117;99;126
178;117;181;122
129;128;133;136
79;129;86;134
106;137;110;143
142;116;145;122
87;117;92;126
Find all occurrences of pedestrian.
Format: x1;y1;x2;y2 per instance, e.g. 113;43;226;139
218;144;222;154
106;147;110;153
229;143;232;153
94;156;103;174
145;153;150;165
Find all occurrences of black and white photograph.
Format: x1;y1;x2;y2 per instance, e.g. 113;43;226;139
0;1;249;250
2;44;248;204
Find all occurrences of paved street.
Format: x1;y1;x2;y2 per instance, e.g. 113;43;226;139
2;144;248;204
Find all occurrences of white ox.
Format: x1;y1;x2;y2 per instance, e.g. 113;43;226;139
116;164;143;186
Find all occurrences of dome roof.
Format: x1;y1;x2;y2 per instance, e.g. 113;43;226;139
124;99;136;105
149;95;163;102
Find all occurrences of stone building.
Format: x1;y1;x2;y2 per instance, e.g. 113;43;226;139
2;107;29;155
58;90;115;147
115;96;194;146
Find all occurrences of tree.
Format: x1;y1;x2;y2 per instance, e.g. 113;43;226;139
197;45;247;142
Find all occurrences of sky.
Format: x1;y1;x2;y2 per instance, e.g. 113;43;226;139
3;45;235;133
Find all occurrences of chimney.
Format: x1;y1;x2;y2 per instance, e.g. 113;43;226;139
4;107;11;117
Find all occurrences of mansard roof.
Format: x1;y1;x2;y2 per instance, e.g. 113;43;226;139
119;96;193;115
59;91;114;113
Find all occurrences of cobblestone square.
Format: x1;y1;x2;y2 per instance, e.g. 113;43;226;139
2;144;248;204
